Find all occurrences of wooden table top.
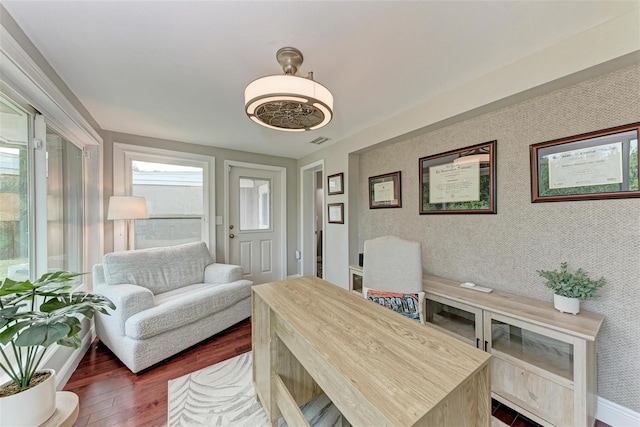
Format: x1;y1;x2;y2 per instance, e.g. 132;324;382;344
253;276;491;426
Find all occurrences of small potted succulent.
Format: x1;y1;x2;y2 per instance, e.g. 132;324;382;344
0;271;114;426
537;262;605;315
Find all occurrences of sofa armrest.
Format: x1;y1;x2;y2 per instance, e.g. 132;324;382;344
204;263;244;284
95;283;155;322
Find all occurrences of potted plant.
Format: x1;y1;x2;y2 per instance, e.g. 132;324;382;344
537;262;605;315
0;271;114;426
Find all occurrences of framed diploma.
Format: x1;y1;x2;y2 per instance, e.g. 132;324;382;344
327;173;344;195
419;141;496;214
369;171;401;209
530;122;640;202
328;203;344;224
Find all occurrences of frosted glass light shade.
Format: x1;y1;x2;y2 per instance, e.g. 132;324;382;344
107;196;149;220
244;75;333;131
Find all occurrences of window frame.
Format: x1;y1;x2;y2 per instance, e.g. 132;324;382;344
112;143;216;258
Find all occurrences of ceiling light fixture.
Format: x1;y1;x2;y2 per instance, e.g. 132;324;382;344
244;47;333;132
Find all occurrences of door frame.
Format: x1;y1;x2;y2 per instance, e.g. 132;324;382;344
299;159;324;277
224;160;287;280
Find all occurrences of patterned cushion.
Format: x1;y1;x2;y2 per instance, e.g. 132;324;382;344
363;287;425;324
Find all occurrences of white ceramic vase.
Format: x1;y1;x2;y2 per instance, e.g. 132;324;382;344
554;294;580;315
0;369;56;427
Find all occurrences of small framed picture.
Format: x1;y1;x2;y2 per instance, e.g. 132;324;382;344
328;203;344;224
369;171;402;209
327;173;344;195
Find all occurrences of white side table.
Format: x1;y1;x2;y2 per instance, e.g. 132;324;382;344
40;391;79;427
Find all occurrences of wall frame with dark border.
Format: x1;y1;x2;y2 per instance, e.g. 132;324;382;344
419;141;497;214
328;203;344;224
530;122;639;202
327;173;344;195
369;171;402;209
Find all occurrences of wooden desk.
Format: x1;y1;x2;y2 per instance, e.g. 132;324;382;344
252;276;492;427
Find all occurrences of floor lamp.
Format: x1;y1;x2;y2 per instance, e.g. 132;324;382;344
107;196;149;251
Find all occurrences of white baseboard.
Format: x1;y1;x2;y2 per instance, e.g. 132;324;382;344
55;326;95;390
598;396;640;427
287;274;302;279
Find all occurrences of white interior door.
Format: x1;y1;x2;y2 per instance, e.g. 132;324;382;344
228;165;283;284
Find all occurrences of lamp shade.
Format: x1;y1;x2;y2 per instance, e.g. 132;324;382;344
107;196;149;220
245;75;333;131
244;47;333;132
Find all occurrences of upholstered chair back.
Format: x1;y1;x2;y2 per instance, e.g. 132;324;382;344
362;235;422;293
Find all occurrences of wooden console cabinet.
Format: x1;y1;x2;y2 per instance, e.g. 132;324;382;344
423;275;604;427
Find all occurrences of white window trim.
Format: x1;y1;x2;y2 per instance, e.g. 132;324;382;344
112;143;216;258
0;23;103;388
0;25;102;148
1;22;104;281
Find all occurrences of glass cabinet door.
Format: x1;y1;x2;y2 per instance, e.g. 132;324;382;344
485;313;574;382
425;295;483;347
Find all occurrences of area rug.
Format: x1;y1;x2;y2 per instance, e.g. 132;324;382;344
168;352;508;427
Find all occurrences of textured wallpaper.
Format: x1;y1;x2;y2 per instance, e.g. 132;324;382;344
358;64;640;411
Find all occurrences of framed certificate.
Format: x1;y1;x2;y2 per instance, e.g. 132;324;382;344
327;173;344;195
369;171;401;209
328;203;344;224
419;141;496;214
530;122;640;202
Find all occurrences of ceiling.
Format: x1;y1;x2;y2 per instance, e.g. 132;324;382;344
2;1;637;159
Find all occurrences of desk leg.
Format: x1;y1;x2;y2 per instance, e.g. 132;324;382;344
252;291;281;424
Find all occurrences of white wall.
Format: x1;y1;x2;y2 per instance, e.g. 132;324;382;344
297;10;640;288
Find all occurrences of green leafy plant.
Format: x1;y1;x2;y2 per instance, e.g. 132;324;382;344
537;262;606;300
0;271;114;393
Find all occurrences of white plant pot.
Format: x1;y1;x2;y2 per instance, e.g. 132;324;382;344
0;369;56;427
554;294;580;315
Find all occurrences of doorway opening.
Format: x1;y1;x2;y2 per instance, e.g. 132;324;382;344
300;160;324;278
315;170;323;278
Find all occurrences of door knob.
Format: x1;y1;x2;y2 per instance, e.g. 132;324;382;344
229;225;235;230
229;233;235;238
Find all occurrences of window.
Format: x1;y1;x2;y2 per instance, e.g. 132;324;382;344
0;96;85;282
46;127;83;273
113;143;215;254
239;177;271;231
132;160;203;249
0;95;30;281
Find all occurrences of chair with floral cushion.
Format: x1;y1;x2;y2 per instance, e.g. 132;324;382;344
362;235;424;323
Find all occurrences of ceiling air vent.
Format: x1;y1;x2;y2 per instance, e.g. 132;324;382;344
309;136;330;145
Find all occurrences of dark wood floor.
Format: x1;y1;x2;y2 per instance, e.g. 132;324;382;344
64;319;251;427
65;318;609;427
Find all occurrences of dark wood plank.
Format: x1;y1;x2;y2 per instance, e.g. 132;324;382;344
64;319;252;427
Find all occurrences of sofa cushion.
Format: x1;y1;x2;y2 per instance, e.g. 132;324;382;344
103;242;212;295
124;280;252;340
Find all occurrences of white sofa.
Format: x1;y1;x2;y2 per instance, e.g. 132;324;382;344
93;242;252;373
